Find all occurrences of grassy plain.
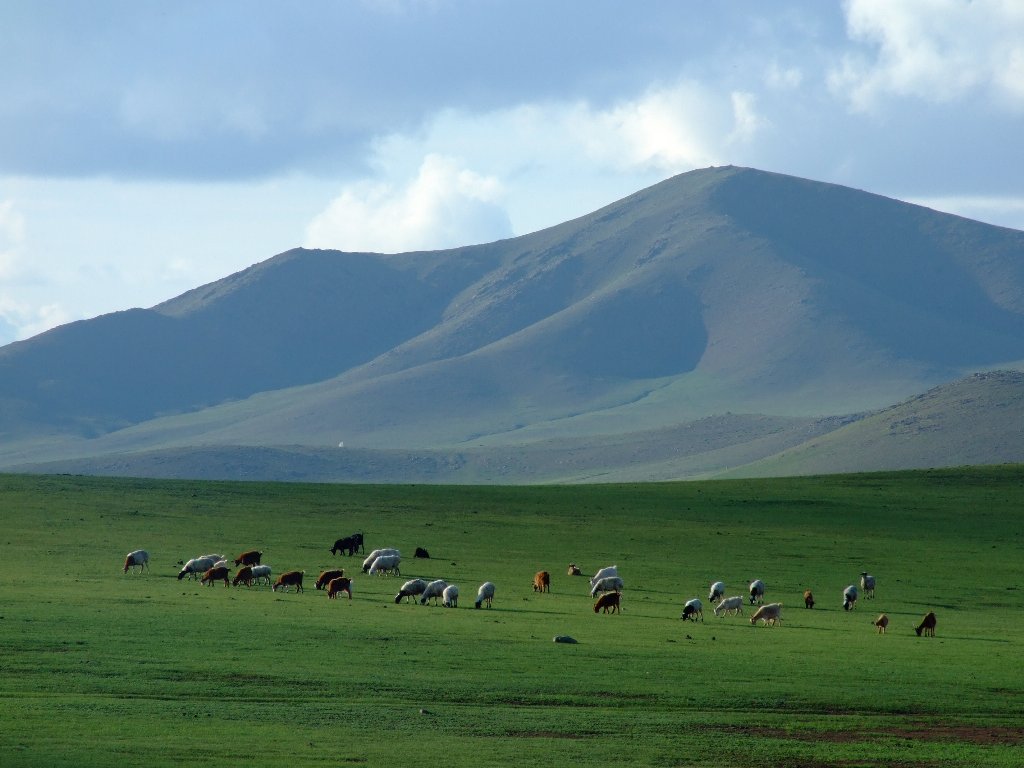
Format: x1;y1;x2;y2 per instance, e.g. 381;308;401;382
1;468;1022;767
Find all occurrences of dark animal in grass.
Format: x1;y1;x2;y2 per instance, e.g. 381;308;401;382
273;570;304;593
232;565;254;587
533;571;550;593
233;549;262;567
594;592;621;614
327;577;353;600
316;569;346;590
804;589;815;609
415;547;430;558
331;536;360;556
201;566;230;587
916;611;937;637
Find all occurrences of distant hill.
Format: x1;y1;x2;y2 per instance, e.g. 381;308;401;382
1;166;1023;481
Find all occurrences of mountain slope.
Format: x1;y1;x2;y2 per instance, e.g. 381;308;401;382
1;166;1023;476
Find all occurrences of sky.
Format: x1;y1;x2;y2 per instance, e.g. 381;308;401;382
2;0;1024;347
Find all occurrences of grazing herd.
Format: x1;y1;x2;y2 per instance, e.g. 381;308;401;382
123;541;937;637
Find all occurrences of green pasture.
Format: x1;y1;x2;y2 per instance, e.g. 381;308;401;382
1;468;1022;767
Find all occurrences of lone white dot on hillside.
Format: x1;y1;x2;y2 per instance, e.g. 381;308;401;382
338;441;344;448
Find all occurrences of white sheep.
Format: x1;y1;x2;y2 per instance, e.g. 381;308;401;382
681;598;703;622
442;584;459;608
590;565;618;586
843;584;858;611
749;579;766;605
420;579;448;605
474;581;495;609
394;578;428;604
860;571;876;598
708;581;726;603
361;548;400;573
590;576;624;597
713;596;744;617
368;554;401;576
250;565;272;585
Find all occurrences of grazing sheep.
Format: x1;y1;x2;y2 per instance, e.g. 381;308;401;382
708;581;725;603
680;598;704;622
442;584;459;608
874;614;889;634
749;579;766;605
316;569;346;590
567;563;581;576
590;576;624;598
177;556;218;580
201;566;230;587
420;579;448;605
533;571;550;593
713;596;744;617
843;585;859;611
750;602;783;626
327;577;353;600
860;572;876;599
395;578;428;604
804;589;815;609
474;581;495;609
590;566;618;586
368;554;401;576
123;550;149;574
361;548;400;573
250;565;272;585
233;550;262;567
232;565;254;587
916;611;937;637
273;570;304;593
594;592;621;614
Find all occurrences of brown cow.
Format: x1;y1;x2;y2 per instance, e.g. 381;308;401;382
273;570;304;593
233;550;262;567
327;577;353;600
594;592;620;614
316;569;346;590
232;565;254;587
915;611;937;637
532;571;550;593
201;566;230;587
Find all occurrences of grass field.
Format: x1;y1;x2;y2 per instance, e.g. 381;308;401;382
1;468;1022;767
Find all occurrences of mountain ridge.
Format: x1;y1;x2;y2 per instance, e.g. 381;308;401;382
1;165;1023;480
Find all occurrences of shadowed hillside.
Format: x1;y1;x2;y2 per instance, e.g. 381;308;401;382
1;166;1023;479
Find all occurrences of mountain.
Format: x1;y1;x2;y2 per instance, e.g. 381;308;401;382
1;166;1023;479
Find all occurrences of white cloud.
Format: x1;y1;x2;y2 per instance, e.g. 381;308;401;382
831;0;1024;111
304;154;513;253
0;200;26;280
306;79;762;251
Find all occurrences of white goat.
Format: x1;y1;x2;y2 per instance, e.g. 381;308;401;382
749;579;766;605
250;565;272;585
590;565;618;586
420;579;448;605
362;548;400;573
750;602;783;626
708;581;725;603
860;572;876;598
177;556;217;580
442;584;459;608
368;554;401;576
681;598;704;622
474;581;495;609
713;596;744;617
843;584;858;611
590;576;624;597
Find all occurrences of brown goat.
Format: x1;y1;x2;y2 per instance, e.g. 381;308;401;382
327;577;353;600
915;611;937;637
233;549;262;567
533;571;550;593
273;570;304;593
201;565;230;587
874;614;889;634
316;569;346;590
594;592;621;614
804;589;815;609
232;565;254;587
